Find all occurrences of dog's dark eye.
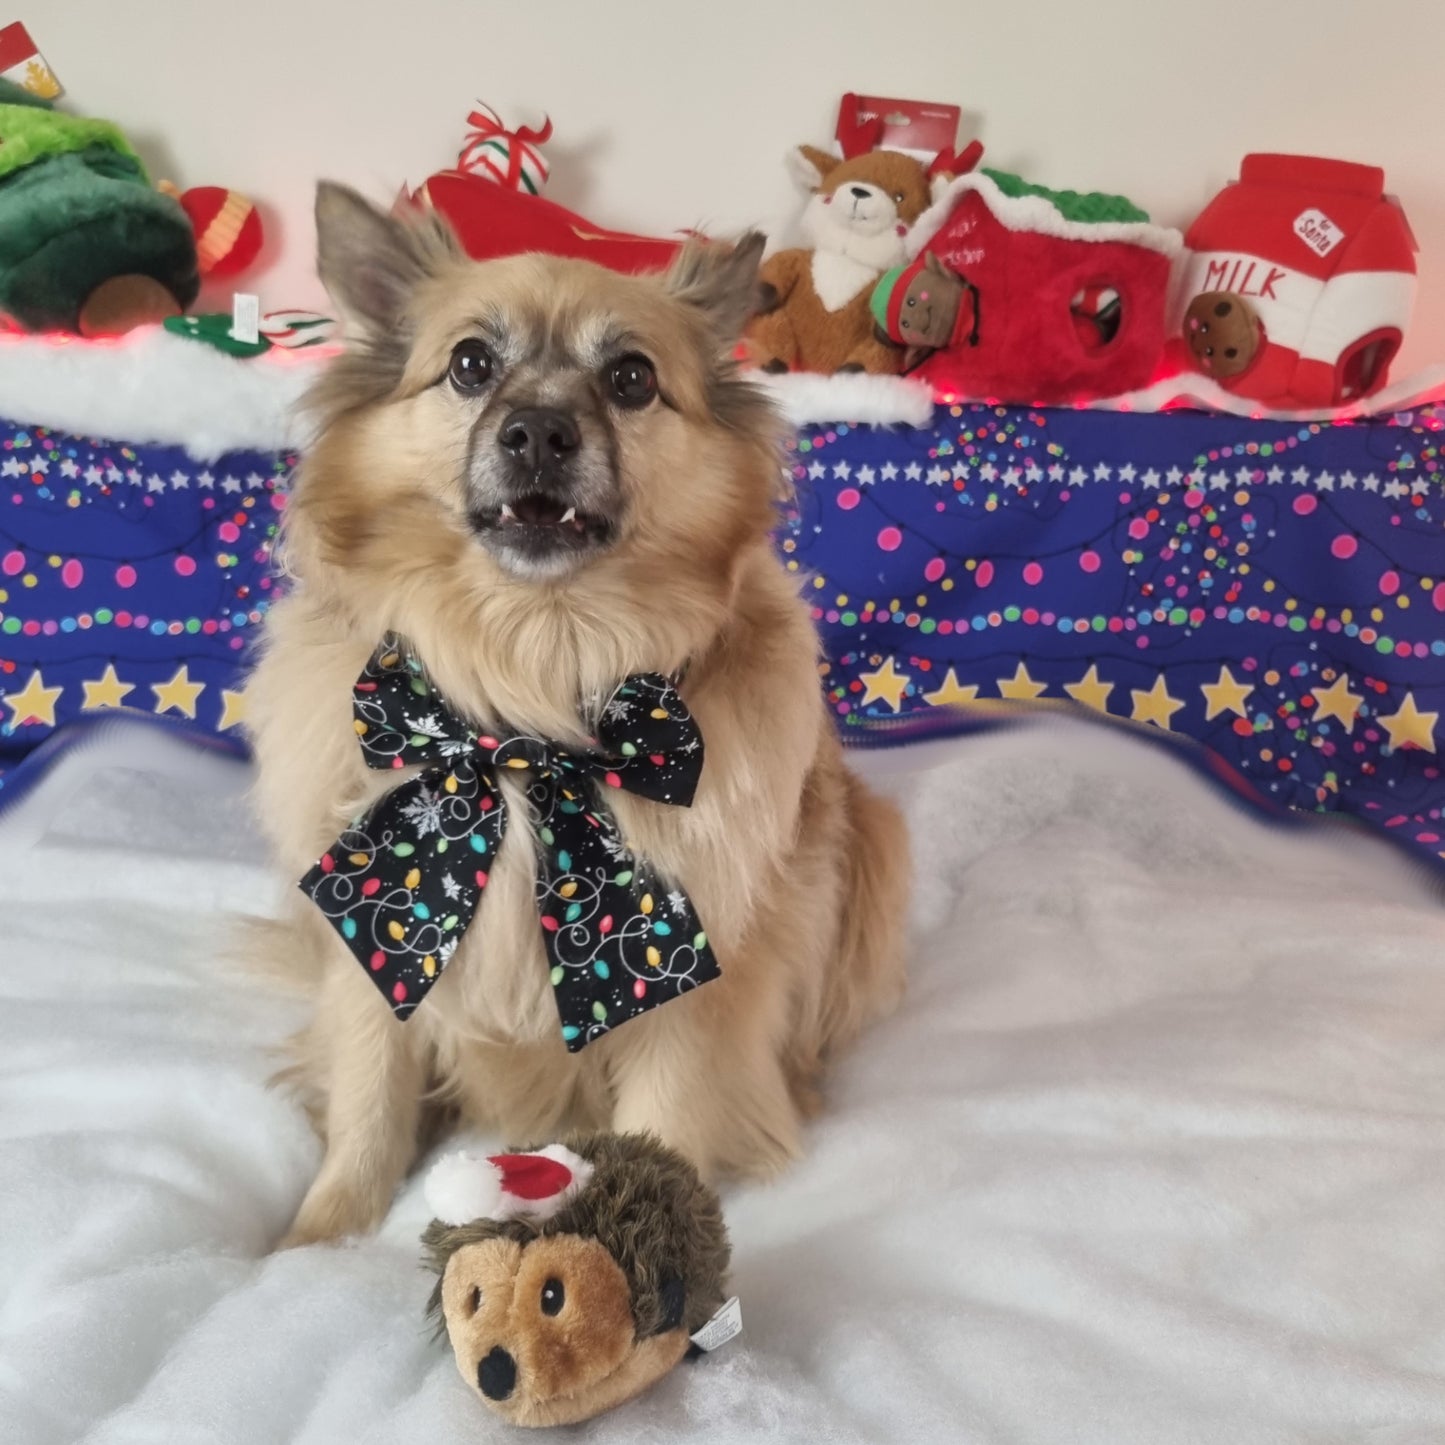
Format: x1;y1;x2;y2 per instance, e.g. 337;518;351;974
540;1278;565;1316
607;354;657;408
448;339;494;392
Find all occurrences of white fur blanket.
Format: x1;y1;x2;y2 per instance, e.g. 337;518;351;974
2;715;1443;1444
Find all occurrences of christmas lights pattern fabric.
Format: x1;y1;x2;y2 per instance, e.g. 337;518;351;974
0;417;292;796
298;639;718;1046
779;400;1445;875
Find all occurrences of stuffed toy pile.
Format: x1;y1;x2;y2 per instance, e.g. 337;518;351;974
0;79;266;338
0;78;199;335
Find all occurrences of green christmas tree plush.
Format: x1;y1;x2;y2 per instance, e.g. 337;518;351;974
0;79;199;334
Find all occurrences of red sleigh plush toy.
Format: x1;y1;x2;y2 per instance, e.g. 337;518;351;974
399;103;685;274
1169;154;1417;409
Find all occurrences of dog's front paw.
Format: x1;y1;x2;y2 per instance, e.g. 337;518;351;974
276;1177;389;1250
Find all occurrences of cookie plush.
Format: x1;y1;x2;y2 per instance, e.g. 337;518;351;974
1184;291;1262;379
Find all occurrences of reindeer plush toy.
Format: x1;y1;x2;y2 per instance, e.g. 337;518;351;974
745;110;953;375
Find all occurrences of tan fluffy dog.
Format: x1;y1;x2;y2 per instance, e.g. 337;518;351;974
247;183;908;1246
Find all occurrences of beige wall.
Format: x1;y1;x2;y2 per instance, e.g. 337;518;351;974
37;0;1445;378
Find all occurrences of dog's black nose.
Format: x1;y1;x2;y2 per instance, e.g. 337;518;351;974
478;1345;517;1401
498;408;580;474
849;185;871;200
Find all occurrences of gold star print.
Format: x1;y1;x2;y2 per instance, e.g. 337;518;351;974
923;668;979;708
4;669;63;728
1130;674;1185;730
218;688;249;731
1311;671;1363;732
1200;665;1254;722
1063;664;1114;713
1378;692;1438;753
996;662;1047;701
858;657;911;713
151;664;205;719
81;663;134;711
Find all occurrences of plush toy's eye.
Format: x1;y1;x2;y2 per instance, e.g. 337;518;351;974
540;1278;565;1316
901;320;911;330
607;354;657;408
468;1286;482;1315
906;297;916;307
449;339;494;392
894;192;904;203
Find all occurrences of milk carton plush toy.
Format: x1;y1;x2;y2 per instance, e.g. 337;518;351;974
1172;154;1417;409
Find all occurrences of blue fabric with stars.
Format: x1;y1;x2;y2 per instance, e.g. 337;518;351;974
6;404;1445;878
779;401;1445;876
0;419;293;792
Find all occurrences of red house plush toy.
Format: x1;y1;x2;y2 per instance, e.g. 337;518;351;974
1170;154;1416;409
902;169;1181;404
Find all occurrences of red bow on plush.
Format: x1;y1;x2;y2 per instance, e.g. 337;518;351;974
459;103;555;192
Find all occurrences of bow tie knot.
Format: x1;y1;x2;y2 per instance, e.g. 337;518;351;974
301;638;718;1050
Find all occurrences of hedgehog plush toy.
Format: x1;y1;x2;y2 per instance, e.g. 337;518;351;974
422;1132;735;1428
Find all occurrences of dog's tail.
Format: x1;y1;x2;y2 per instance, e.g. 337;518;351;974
220;912;329;1131
788;766;909;1114
830;768;910;1045
224;911;327;997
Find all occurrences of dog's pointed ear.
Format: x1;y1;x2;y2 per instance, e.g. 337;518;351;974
314;180;461;335
786;145;838;191
664;232;767;345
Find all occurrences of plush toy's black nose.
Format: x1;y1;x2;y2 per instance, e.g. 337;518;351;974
498;407;580;474
478;1345;517;1401
849;185;871;200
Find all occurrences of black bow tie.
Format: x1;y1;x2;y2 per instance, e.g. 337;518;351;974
299;638;719;1050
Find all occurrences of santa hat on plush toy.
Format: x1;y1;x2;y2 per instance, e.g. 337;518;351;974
870;254;978;347
424;1144;595;1226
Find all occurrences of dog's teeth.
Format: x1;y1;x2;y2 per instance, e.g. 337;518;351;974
500;504;516;521
559;507;576;524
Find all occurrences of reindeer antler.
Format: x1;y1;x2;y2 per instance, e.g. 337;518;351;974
836;92;884;159
929;139;985;182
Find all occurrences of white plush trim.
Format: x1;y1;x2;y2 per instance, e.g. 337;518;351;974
1098;363;1445;421
1;326;1432;458
0;326;330;460
751;369;935;428
908;171;1183;260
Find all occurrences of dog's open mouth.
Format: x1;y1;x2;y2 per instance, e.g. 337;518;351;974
470;494;615;568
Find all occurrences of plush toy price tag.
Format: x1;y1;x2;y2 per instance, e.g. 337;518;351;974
689;1295;743;1352
231;293;260;345
836;93;960;162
